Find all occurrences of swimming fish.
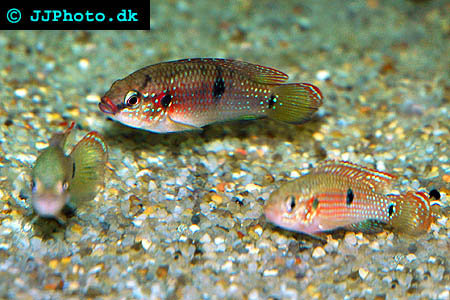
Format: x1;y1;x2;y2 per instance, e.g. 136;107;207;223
264;160;436;236
31;123;108;223
99;58;323;133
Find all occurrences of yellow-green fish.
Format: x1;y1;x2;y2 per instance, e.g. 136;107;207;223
31;123;108;223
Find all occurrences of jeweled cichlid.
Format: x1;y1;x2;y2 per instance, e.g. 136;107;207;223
31;123;108;223
265;160;438;236
99;58;323;133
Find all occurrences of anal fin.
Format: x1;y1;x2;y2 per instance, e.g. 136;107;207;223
345;219;386;234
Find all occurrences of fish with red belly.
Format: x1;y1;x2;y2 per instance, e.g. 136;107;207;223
99;58;323;133
265;161;437;236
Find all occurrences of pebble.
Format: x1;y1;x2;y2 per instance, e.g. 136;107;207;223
244;183;261;193
189;224;200;233
85;94;100;103
214;236;225;245
221;260;233;272
344;232;357;247
200;233;211;244
312;246;326;259
316;69;331;81
438;290;449;300
324;236;339;253
263;269;279;277
253;225;263;237
141;239;152;251
210;194;223;205
78;58;90;70
358;268;369;280
405;254;416;262
14;88;28;98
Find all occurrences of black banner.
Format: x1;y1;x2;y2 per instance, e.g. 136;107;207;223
0;3;150;30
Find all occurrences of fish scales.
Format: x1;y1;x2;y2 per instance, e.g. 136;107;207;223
264;160;436;236
99;58;323;133
149;61;272;123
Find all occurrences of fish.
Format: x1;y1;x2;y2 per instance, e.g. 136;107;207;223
31;123;108;223
99;58;323;133
264;160;437;236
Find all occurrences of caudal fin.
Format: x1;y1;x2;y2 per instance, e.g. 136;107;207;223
389;191;434;235
69;132;108;203
267;83;323;124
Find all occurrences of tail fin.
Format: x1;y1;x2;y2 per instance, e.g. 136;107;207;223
267;83;323;124
69;131;108;203
388;191;434;235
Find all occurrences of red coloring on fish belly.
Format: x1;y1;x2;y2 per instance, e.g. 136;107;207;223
99;58;323;133
264;160;436;236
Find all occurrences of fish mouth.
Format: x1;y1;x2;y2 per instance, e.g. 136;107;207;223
99;96;118;115
32;194;66;217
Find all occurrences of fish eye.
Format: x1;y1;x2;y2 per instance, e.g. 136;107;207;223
62;181;69;191
124;90;140;108
286;195;296;213
31;180;36;192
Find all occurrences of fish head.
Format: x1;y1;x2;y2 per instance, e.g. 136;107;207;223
99;77;163;131
265;181;320;234
31;147;73;218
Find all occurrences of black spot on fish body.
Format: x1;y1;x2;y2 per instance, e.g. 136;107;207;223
141;74;152;90
268;94;276;109
429;189;440;200
388;203;395;217
312;197;319;210
346;188;354;206
161;93;172;108
72;162;76;179
212;66;225;100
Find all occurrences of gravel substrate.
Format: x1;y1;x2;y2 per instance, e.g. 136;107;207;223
0;0;449;299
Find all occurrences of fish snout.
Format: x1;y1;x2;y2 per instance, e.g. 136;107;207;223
32;193;67;218
264;199;280;223
99;96;118;115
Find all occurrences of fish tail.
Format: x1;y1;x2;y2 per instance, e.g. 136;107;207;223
69;131;108;203
267;83;323;124
389;191;434;235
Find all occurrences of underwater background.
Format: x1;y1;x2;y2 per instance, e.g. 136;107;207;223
0;0;449;299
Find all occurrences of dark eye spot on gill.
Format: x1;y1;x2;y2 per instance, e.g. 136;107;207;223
212;67;225;100
268;94;276;109
161;93;172;108
388;203;395;217
346;188;354;206
429;189;440;200
72;162;76;178
312;197;319;210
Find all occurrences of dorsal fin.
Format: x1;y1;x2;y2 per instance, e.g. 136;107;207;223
49;122;75;148
312;160;397;193
168;58;289;84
